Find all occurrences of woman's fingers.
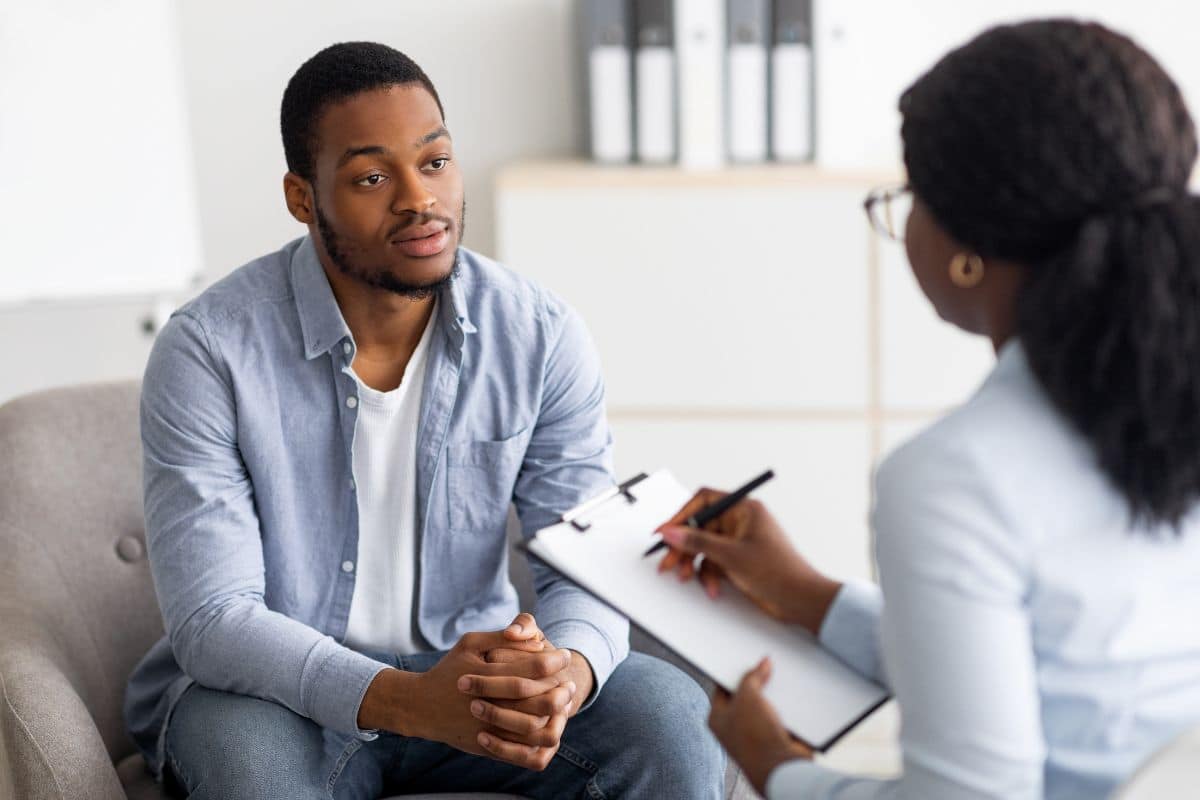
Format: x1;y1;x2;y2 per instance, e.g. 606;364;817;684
656;488;727;530
699;558;724;599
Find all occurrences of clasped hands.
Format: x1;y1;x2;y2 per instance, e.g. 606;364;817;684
377;612;592;772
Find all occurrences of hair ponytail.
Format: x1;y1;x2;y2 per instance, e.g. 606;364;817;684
1018;196;1200;526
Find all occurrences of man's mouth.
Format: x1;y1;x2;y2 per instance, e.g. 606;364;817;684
390;223;450;258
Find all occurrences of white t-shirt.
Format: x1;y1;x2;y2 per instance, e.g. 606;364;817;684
343;305;437;656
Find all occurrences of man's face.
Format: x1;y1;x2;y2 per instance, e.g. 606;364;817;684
308;84;464;297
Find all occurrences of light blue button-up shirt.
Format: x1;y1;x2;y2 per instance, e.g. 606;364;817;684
123;236;629;774
769;342;1200;798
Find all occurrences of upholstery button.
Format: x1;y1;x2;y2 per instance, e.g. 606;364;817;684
346;396;358;409
342;560;355;573
343;341;352;355
116;536;145;563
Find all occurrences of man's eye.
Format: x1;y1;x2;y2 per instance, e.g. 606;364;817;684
429;158;449;171
356;174;386;186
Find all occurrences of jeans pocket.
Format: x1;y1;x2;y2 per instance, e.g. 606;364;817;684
555;743;607;800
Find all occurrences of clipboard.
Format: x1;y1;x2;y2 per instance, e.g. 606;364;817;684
517;469;890;752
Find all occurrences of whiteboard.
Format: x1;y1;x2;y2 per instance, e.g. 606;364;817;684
0;0;203;303
815;0;1200;172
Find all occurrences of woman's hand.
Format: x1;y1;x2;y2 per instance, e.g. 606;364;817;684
709;658;813;796
656;489;842;635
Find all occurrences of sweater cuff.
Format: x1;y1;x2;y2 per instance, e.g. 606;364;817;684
303;637;391;739
818;578;886;685
542;619;627;711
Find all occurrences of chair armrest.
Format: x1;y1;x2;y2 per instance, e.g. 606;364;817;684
0;633;125;800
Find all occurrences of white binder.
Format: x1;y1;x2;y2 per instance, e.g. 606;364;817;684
727;0;770;163
771;0;814;162
521;470;890;751
674;0;726;169
584;0;635;163
634;0;676;163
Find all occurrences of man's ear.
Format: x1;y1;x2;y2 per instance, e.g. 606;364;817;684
283;172;315;224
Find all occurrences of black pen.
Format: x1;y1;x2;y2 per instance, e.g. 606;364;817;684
642;469;775;558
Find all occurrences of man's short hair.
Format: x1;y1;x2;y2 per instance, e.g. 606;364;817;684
281;41;444;181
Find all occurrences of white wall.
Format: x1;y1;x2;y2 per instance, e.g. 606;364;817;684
815;0;1200;168
175;0;584;281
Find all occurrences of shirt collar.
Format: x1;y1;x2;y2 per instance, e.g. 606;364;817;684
290;236;476;361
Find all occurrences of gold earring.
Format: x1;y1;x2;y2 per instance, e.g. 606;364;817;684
949;253;985;288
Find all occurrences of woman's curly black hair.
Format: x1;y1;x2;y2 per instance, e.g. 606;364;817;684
901;19;1200;528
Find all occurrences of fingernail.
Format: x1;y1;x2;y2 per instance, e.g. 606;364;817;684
470;700;484;717
567;681;577;695
479;733;492;747
707;584;719;599
660;526;684;544
457;676;472;691
507;623;523;635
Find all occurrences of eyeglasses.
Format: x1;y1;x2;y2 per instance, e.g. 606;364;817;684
863;184;913;242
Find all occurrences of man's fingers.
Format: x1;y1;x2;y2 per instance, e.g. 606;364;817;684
458;673;574;700
504;612;545;642
469;699;550;735
484;712;566;749
479;649;572;679
476;732;556;772
493;685;575;717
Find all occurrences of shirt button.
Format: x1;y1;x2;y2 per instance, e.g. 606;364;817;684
342;560;355;573
346;396;358;409
343;341;352;355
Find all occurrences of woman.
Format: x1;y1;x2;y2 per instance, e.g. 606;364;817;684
657;19;1200;799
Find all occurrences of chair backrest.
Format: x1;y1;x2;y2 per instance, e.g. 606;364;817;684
0;381;160;763
1112;725;1200;799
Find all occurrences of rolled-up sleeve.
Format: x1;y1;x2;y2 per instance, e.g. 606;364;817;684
511;298;630;706
142;311;387;738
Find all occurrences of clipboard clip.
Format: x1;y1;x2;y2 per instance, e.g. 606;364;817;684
559;472;649;532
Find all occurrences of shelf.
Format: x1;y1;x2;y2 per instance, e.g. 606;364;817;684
496;159;903;191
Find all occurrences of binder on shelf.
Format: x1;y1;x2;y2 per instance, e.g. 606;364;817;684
726;0;770;163
771;0;814;162
674;0;726;169
583;0;634;163
634;0;676;164
519;469;891;751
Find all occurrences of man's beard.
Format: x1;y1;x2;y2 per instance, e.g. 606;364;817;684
314;200;466;299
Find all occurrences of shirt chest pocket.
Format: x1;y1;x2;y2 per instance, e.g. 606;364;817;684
445;431;529;534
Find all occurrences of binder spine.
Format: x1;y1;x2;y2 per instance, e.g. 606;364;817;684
726;0;770;163
675;0;725;169
585;0;634;163
634;0;675;163
771;0;813;162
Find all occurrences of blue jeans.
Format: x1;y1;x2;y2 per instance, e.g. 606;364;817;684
164;651;725;799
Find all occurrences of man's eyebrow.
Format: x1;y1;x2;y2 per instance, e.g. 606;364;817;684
418;126;450;147
337;145;388;167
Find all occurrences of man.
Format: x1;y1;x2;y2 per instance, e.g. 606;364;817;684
123;41;723;798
